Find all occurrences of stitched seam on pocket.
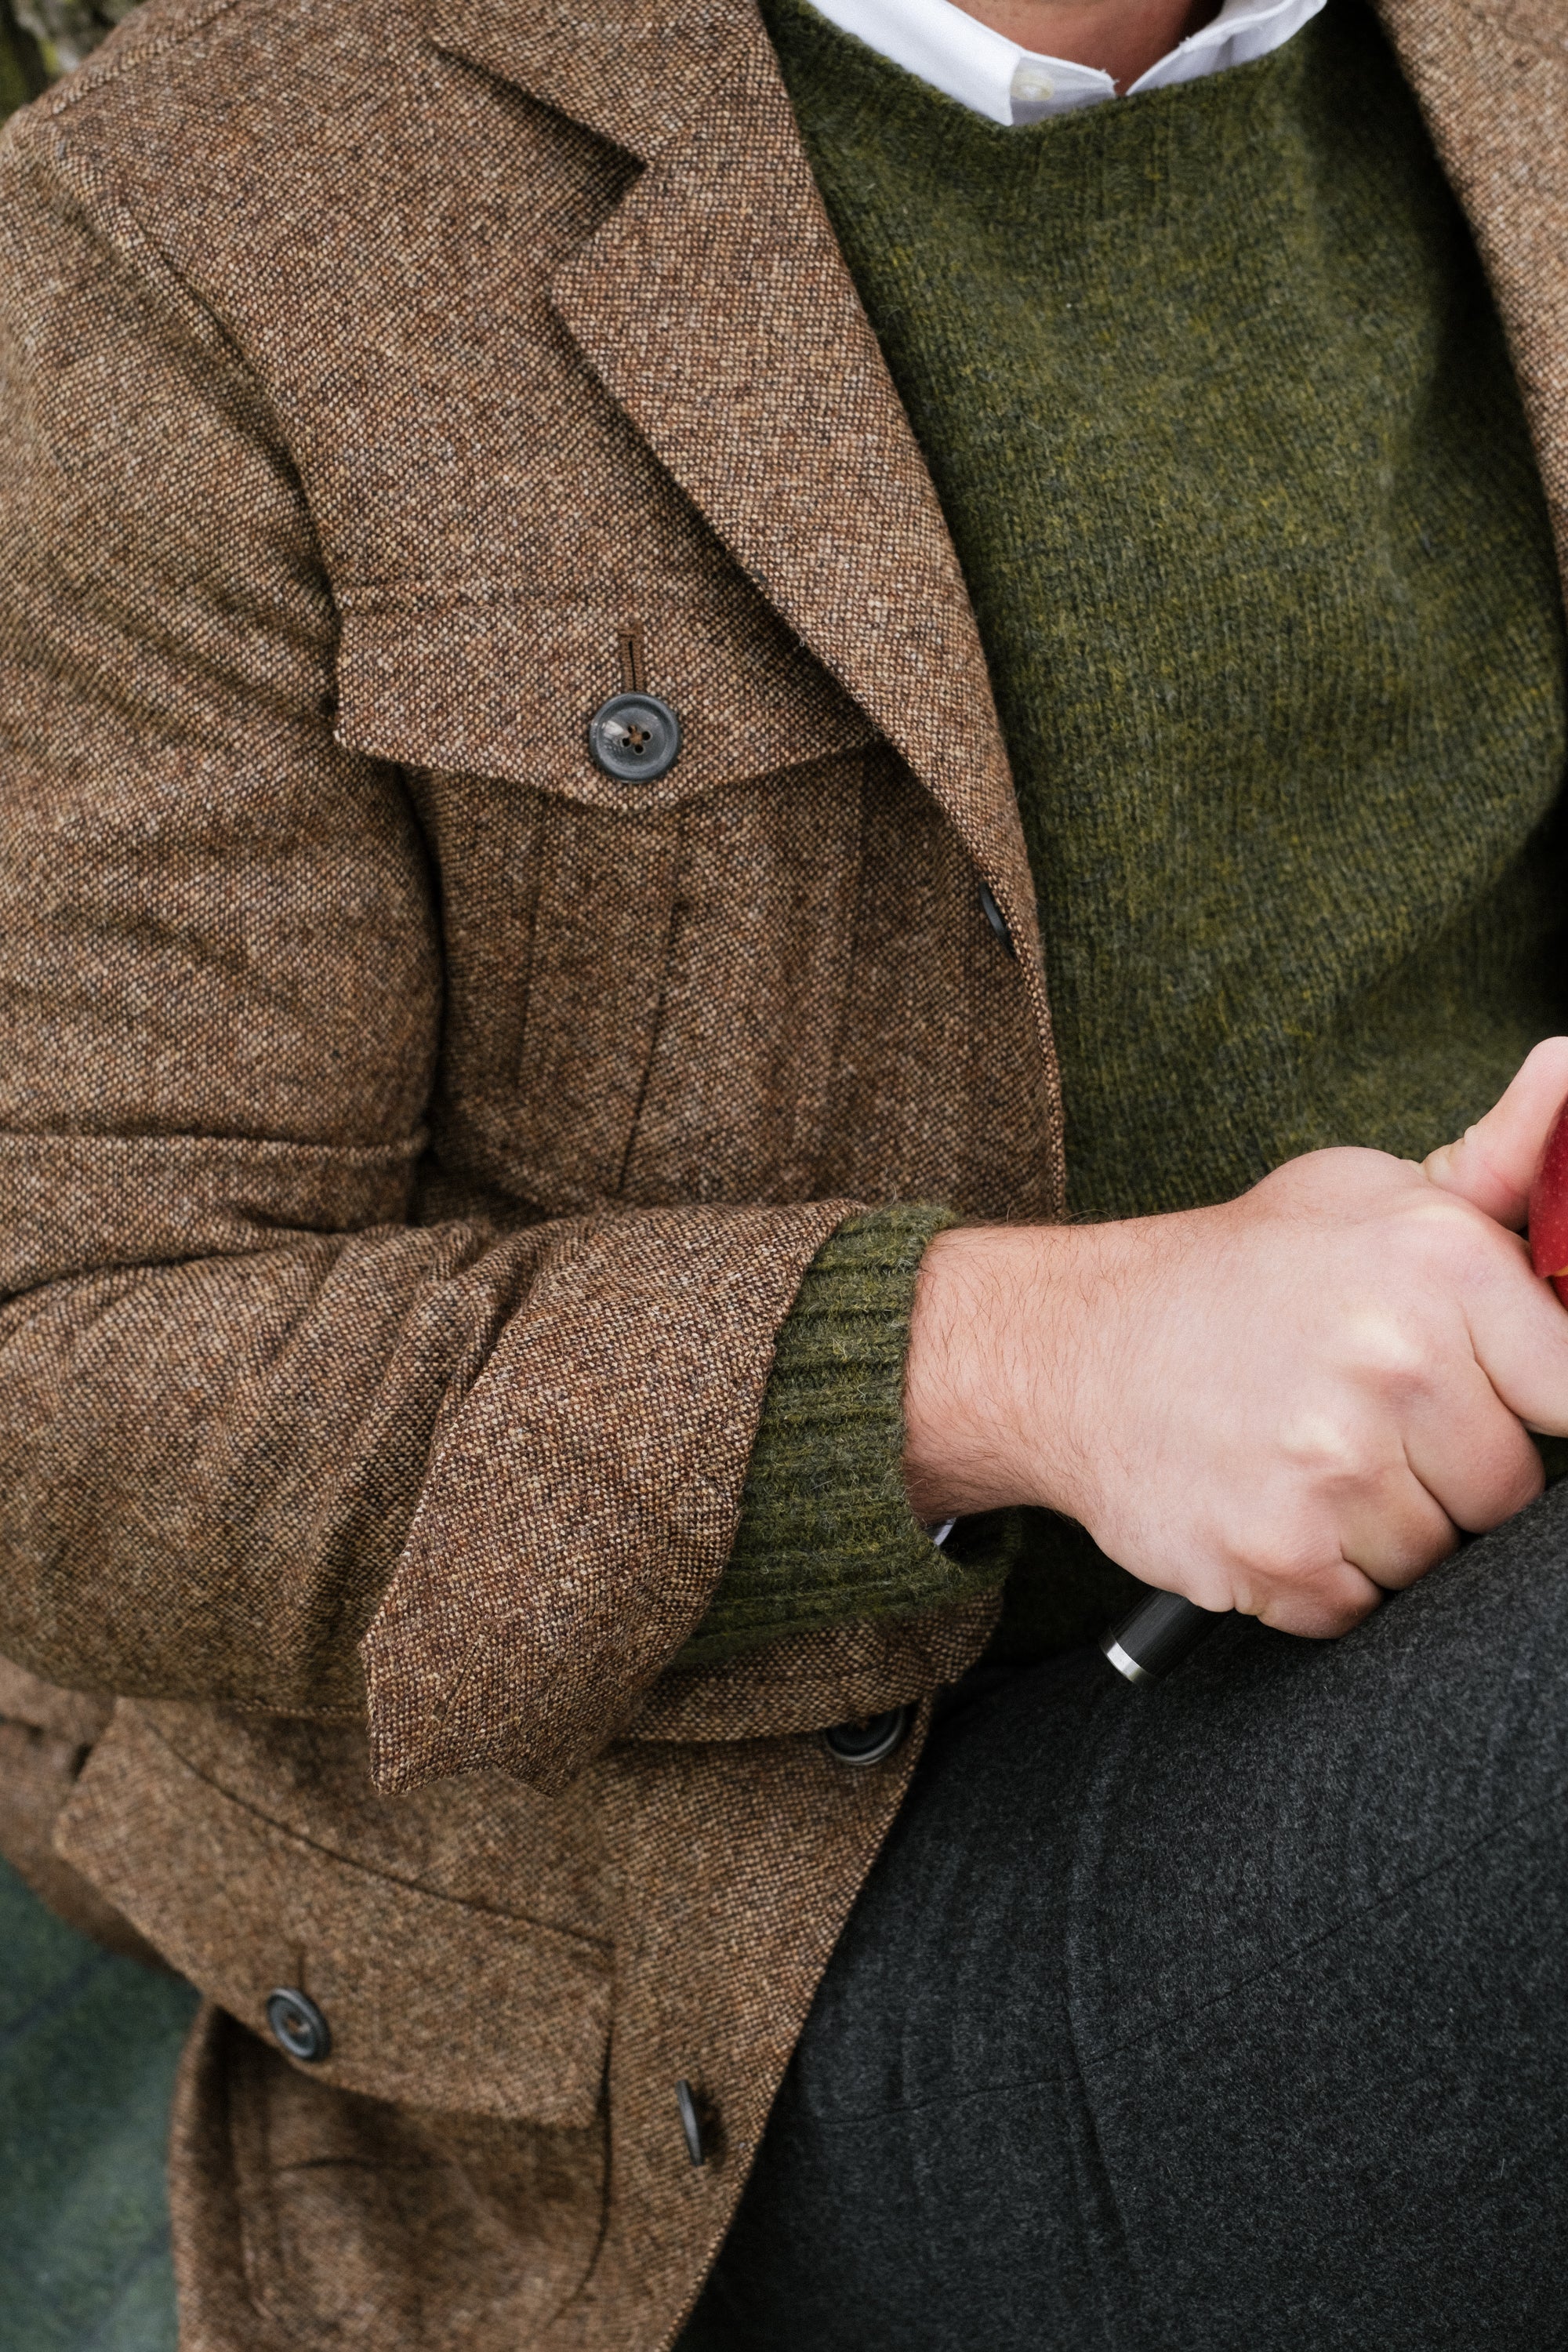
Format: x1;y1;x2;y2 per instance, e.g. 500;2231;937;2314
136;1708;612;1951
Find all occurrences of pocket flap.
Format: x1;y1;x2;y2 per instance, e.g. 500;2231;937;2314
56;1707;611;2127
334;590;878;811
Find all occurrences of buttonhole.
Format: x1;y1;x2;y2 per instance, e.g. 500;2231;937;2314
618;622;648;697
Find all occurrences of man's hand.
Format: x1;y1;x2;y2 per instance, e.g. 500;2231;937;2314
904;1039;1568;1635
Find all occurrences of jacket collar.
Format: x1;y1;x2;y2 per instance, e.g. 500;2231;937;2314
423;0;754;165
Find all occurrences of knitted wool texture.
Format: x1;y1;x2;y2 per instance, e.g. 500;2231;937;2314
677;1207;1008;1671
697;0;1568;1664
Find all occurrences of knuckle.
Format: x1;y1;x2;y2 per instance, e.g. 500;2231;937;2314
1228;1530;1334;1599
1401;1191;1491;1278
1234;1538;1376;1632
1468;1445;1544;1530
1374;1522;1458;1585
1338;1310;1432;1402
1279;1406;1383;1490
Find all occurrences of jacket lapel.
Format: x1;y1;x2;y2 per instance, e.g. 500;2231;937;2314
422;0;1045;988
1377;0;1568;562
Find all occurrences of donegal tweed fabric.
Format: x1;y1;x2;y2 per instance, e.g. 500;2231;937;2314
0;3;1047;1791
0;0;1036;2334
1;0;1567;2344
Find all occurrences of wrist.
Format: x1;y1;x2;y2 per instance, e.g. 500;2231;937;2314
902;1220;1109;1523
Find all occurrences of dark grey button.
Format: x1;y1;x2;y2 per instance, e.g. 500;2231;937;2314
588;690;681;782
822;1705;913;1768
267;1986;332;2063
676;2078;706;2167
978;880;1016;958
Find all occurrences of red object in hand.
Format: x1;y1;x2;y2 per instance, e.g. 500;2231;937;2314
1528;1092;1568;1305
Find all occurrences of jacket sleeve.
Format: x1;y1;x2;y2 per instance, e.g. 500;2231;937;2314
0;122;853;1795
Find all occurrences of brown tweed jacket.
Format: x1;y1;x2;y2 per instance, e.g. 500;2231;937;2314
0;0;1563;2341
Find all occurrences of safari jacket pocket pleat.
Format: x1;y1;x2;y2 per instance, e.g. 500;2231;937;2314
510;796;683;1207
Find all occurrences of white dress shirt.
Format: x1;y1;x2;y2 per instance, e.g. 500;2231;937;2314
803;0;1327;127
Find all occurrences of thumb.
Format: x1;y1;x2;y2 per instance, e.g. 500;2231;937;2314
1423;1036;1568;1230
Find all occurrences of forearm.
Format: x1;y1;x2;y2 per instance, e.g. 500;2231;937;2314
902;1218;1096;1523
0;1218;546;1714
0;1193;859;1762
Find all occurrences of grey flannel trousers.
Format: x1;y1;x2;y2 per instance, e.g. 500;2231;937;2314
684;1480;1568;2350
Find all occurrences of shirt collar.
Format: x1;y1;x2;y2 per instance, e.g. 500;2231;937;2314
800;0;1328;128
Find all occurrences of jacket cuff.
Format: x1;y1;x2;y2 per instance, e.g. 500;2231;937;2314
360;1201;859;1794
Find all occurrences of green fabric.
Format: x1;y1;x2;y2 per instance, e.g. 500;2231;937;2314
675;1207;1011;1666
695;0;1568;1666
0;2;48;118
0;1858;194;2350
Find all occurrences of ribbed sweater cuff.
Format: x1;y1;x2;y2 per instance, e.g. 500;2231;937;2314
675;1205;1012;1668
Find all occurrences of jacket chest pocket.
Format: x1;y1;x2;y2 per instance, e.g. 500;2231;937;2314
334;594;880;1214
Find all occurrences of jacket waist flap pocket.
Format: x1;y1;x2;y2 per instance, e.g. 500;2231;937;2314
55;1705;611;2127
333;595;881;1212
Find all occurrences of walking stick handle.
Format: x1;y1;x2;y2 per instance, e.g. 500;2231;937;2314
1101;1588;1217;1683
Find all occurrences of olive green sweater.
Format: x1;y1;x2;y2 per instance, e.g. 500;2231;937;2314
680;0;1568;1669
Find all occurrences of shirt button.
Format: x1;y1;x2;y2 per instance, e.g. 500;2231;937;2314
822;1706;913;1767
1012;64;1056;102
588;690;682;782
267;1986;332;2063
